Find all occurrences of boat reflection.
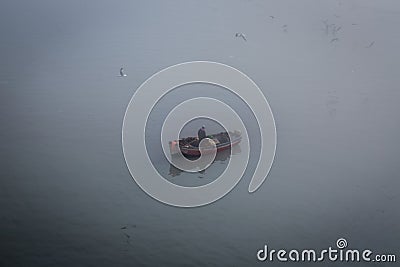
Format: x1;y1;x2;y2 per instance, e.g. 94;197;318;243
168;145;242;177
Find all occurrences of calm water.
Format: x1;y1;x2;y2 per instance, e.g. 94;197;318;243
1;1;399;266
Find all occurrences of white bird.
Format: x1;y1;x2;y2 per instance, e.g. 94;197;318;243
119;67;127;77
235;33;247;41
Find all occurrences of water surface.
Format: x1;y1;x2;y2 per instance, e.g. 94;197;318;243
1;1;399;266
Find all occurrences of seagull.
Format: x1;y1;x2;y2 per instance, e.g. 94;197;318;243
235;33;247;41
119;67;127;77
330;37;339;43
366;41;375;48
269;15;275;19
333;26;341;34
322;20;338;35
123;233;131;245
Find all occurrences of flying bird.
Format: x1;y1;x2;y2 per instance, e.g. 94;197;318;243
366;41;375;48
330;38;339;43
322;20;337;35
123;233;131;245
235;33;247;41
269;15;275;19
119;67;127;77
333;26;341;34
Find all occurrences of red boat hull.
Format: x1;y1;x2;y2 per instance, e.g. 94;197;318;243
179;138;241;156
169;132;242;157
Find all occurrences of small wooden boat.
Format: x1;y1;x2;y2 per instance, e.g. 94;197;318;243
169;130;242;157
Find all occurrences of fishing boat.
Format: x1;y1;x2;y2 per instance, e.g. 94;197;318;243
169;130;242;157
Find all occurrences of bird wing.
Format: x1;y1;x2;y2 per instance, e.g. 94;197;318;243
366;41;375;48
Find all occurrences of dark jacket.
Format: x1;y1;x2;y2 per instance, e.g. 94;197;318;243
198;128;206;140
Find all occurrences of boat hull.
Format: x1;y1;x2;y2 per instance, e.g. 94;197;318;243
169;131;242;157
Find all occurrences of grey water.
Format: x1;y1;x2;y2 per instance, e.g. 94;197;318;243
1;0;399;266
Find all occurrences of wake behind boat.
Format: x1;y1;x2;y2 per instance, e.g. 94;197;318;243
169;130;242;157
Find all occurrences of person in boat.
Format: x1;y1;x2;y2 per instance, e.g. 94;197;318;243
198;125;206;141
